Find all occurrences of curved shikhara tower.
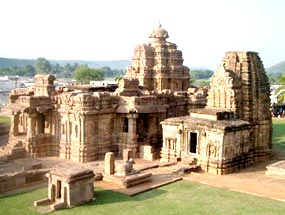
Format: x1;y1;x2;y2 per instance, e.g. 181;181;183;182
207;51;272;161
125;25;190;91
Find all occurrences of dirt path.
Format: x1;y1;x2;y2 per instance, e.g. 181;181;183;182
184;159;285;202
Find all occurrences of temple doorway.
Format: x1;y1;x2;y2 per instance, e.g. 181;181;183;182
188;132;197;153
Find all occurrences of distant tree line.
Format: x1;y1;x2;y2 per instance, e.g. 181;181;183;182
190;69;213;80
0;65;36;76
189;69;213;87
0;58;126;82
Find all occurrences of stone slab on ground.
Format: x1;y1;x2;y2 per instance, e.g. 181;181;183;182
265;160;285;178
97;173;182;196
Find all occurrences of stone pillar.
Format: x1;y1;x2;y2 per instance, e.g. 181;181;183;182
80;115;85;145
10;112;19;135
126;113;139;157
104;152;115;175
127;113;138;135
26;113;37;138
123;149;132;161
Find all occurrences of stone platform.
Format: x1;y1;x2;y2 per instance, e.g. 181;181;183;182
265;160;285;178
98;172;182;196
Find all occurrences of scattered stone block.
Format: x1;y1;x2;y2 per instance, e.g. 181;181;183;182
105;152;115;175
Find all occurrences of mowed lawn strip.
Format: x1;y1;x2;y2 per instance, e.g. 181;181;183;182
272;119;285;150
1;181;285;215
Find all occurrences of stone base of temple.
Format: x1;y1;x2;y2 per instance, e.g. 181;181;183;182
103;172;152;188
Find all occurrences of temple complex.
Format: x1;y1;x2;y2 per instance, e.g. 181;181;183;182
3;25;206;163
1;26;272;175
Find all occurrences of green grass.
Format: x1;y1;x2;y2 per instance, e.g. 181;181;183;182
272;119;285;150
0;115;10;125
1;181;285;215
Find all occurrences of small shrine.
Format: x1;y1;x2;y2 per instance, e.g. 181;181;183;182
34;167;95;211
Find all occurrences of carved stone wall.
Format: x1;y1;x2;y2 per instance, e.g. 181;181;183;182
161;115;251;174
208;52;272;161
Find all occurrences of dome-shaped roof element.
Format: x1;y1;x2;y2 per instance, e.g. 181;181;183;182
149;24;169;41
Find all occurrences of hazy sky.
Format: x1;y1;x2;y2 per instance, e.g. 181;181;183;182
1;0;285;69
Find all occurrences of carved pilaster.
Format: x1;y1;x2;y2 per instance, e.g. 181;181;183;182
126;113;138;135
80;115;86;145
26;112;37;138
10;111;20;136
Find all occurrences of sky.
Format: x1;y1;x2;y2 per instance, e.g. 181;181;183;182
0;0;285;70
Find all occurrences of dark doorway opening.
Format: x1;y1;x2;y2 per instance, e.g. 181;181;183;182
123;117;128;132
189;132;197;153
57;180;62;199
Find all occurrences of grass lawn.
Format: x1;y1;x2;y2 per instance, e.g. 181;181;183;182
1;181;285;215
1;120;285;215
0;115;10;125
272;118;285;150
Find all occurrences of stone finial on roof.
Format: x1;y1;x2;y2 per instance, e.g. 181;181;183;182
149;24;169;41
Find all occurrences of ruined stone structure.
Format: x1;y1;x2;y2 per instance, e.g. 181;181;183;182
160;51;272;174
34;167;94;210
3;26;206;163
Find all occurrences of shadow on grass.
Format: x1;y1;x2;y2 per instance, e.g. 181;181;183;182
84;188;167;206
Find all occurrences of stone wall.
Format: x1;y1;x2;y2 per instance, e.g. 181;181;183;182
0;124;9;146
0;168;49;193
161;115;251;174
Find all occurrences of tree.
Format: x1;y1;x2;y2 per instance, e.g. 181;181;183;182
51;63;63;75
35;58;52;74
190;69;213;79
268;76;276;85
73;65;105;84
23;64;36;76
275;74;285;104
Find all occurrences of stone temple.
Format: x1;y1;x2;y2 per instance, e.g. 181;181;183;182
161;52;272;174
3;25;272;174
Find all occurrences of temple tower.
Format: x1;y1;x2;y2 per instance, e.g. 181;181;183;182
125;25;190;91
207;51;272;161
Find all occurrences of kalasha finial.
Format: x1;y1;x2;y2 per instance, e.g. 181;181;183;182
158;20;161;28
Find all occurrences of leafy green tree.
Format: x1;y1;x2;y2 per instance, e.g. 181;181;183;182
275;74;285;104
0;64;35;76
73;65;104;84
23;64;36;76
199;80;210;88
268;76;276;85
51;63;63;75
35;58;52;74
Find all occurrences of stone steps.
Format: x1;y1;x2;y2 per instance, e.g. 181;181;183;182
0;141;27;162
